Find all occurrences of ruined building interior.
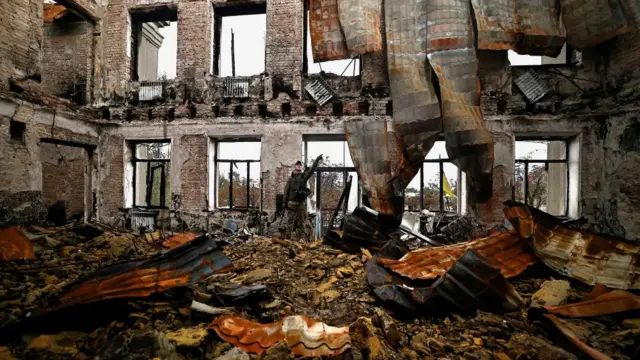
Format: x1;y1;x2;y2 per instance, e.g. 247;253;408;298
1;0;640;359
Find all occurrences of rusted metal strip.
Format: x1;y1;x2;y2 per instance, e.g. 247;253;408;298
210;314;351;356
379;230;538;281
52;235;232;309
560;0;631;50
345;119;402;219
0;227;36;261
385;0;442;186
338;0;383;56
308;0;350;61
471;0;518;50
543;314;613;360
504;202;640;290
410;248;524;313
544;290;640;317
426;0;494;203
515;0;566;56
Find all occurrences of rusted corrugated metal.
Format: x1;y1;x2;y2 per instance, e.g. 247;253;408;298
378;230;538;281
0;227;36;261
162;232;198;248
471;0;518;50
504;202;640;290
426;0;494;203
210;314;351;356
515;0;566;56
44;4;69;23
52;235;232;309
385;0;442;185
560;0;631;50
411;249;524;313
308;0;349;62
544;290;640;317
338;0;383;56
337;207;391;251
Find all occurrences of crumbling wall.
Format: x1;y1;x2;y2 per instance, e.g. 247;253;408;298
103;0;131;99
40;142;87;218
177;0;212;81
6;0;43;81
97;133;124;223
178;134;208;216
42;21;91;103
266;0;304;94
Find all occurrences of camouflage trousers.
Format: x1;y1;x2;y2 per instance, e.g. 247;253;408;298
283;201;311;241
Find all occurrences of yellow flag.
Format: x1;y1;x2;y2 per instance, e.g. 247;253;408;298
443;173;456;198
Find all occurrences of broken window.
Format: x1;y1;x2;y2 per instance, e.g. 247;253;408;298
129;8;178;81
303;5;360;76
216;141;261;209
404;141;462;214
304;138;361;232
132;141;171;208
42;1;91;104
514;139;570;216
9;120;26;144
508;43;577;66
213;4;266;77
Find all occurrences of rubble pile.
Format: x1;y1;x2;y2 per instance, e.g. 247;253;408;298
0;204;639;359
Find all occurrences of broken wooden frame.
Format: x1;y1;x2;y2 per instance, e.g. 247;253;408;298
130;140;171;209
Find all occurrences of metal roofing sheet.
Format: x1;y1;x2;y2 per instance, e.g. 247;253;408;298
308;0;349;61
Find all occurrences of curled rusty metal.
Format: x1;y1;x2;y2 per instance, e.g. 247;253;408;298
345;119;404;220
52;235;232;309
411;249;524;313
515;0;566;56
210;314;351;356
379;230;537;281
338;0;383;56
385;0;442;184
471;0;519;50
544;290;640;317
338;207;393;252
426;0;494;203
560;0;631;50
308;0;349;61
543;314;613;360
0;227;36;261
504;202;640;290
471;0;566;56
44;4;70;23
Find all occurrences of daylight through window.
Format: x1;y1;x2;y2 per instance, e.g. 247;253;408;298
404;141;461;213
216;141;261;209
132;141;171;208
129;8;178;81
514;139;568;216
304;8;360;75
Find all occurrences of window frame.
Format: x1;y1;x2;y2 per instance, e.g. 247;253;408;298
214;139;262;210
514;137;570;216
131;139;171;209
413;158;462;213
128;6;178;81
212;3;267;77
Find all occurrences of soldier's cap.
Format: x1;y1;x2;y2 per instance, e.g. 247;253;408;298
295;160;302;166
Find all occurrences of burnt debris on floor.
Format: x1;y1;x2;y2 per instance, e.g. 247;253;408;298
1;202;639;359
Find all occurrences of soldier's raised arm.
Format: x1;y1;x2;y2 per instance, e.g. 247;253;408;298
303;154;323;182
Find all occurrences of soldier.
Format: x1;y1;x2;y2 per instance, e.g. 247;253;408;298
283;155;323;240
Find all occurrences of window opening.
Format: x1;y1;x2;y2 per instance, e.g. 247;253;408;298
129;8;177;81
508;43;574;66
9;120;26;144
303;5;360;75
216;141;261;209
514;139;569;216
213;4;266;77
304;138;361;233
132;141;171;208
404;141;462;213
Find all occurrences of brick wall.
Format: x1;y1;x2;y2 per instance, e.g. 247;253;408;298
42;21;91;101
179;135;208;214
98;134;124;222
103;0;130;97
7;0;43;79
40;142;86;216
361;4;387;90
266;0;303;86
177;0;212;80
607;28;640;78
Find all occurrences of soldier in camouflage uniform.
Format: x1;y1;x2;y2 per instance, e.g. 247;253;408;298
283;155;323;240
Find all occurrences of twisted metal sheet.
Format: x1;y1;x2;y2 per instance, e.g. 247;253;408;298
515;0;566;56
385;0;442;188
560;0;631;50
309;0;350;61
471;0;518;50
338;0;383;56
426;0;494;202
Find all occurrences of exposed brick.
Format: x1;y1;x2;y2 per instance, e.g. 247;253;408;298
180;135;208;214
